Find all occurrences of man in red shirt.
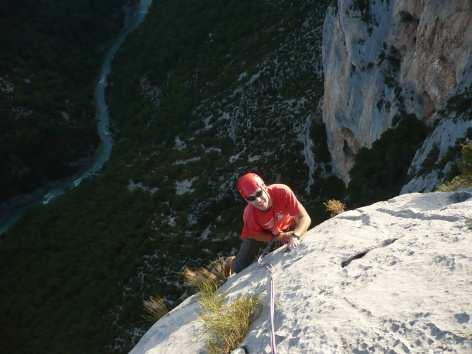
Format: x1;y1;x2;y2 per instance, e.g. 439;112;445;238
229;172;311;274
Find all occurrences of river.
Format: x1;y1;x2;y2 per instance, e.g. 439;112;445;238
0;0;153;235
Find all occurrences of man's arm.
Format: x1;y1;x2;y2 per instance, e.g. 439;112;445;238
293;206;311;238
276;204;311;242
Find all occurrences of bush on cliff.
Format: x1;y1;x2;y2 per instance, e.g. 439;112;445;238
324;199;346;217
348;116;429;207
437;143;472;192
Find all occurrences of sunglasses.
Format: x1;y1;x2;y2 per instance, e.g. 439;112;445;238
245;189;263;202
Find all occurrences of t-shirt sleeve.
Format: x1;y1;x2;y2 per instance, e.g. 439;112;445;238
240;206;263;240
280;185;303;216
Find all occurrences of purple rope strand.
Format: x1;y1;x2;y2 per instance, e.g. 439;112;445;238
258;247;278;354
268;268;277;354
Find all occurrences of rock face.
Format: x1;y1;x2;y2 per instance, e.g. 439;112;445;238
322;0;472;183
401;117;472;194
130;190;472;353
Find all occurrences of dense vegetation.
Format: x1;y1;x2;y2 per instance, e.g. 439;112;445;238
347;116;429;207
0;0;126;200
0;1;339;353
438;143;472;192
396;85;472;191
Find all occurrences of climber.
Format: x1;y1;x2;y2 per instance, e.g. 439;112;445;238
226;172;311;275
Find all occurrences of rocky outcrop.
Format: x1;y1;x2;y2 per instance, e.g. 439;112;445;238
322;0;472;183
130;190;472;353
401;116;472;194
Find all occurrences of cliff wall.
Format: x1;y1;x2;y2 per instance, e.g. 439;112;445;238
322;0;472;184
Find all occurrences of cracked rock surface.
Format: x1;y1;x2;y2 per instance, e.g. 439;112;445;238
130;190;472;353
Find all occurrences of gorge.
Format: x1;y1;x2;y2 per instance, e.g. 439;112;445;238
0;1;470;353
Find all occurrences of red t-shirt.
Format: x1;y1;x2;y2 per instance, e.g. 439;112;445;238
240;184;304;240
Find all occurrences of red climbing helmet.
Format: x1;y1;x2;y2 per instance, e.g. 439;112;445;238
237;173;265;198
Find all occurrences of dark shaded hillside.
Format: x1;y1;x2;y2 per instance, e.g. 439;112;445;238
0;1;342;353
0;0;126;201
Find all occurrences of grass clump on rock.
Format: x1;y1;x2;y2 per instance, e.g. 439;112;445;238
200;280;260;354
182;257;228;290
324;199;346;217
183;259;261;354
143;296;169;322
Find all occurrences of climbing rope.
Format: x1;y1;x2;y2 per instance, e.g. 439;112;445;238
257;241;278;354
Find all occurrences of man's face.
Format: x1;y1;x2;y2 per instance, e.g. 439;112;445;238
245;187;271;211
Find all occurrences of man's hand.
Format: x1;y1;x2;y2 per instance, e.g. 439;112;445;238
274;231;292;244
274;231;300;244
287;236;300;250
275;231;302;249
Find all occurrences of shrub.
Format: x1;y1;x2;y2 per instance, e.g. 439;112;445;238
441;87;472;116
324;199;346;217
437;143;472;191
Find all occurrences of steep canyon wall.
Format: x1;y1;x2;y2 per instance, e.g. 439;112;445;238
322;0;472;187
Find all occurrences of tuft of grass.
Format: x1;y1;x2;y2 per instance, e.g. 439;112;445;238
183;266;218;290
198;278;226;320
182;257;227;291
143;296;169;322
207;257;229;284
199;279;261;354
437;143;472;192
324;199;346;217
188;261;261;354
